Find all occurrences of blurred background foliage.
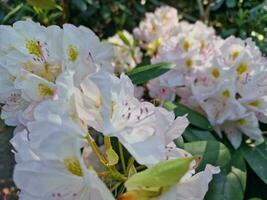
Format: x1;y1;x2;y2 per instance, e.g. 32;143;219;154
0;0;267;52
0;0;266;199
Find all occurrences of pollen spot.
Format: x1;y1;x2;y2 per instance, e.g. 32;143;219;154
68;45;78;62
238;118;247;125
211;68;220;78
95;97;102;108
38;83;54;97
183;39;190;52
236;62;248;75
231;51;239;60
9;75;16;82
26;39;42;57
185;58;193;69
222;89;231;98
248;100;261;107
64;157;83;177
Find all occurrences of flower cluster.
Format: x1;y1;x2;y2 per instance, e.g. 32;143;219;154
107;30;142;73
136;6;266;148
0;21;219;199
0;20;113;128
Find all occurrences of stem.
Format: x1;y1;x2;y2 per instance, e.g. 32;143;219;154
196;0;205;18
104;136;112;149
82;122;127;182
119;142;127;174
85;133;108;165
111;182;122;192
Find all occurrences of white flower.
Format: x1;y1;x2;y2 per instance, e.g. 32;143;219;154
133;6;179;44
63;24;113;84
215;112;262;148
145;19;266;147
0;20;113;127
147;77;176;101
158;164;219;200
75;70;189;165
107;30;142;73
12;115;114;200
119;143;220;200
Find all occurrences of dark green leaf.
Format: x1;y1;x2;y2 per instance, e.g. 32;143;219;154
0;124;15;195
174;136;184;148
226;0;237;8
212;0;225;11
164;101;213;131
184;141;231;171
205;170;244;200
72;0;87;12
183;127;216;142
241;139;267;184
205;150;246;200
127;62;173;85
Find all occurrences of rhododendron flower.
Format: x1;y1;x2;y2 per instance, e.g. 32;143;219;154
0;20;113;127
119;143;219;200
133;6;179;44
146;13;265;148
13;132;115;200
107;30;142;73
75;70;189;165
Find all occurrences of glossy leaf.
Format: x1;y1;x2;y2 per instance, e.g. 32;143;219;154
205;150;246;200
127;62;174;85
226;0;237;8
164;101;213;131
183;127;216;142
184;141;231;171
241;139;267;184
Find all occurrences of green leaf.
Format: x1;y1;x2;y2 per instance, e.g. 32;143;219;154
226;0;237;8
0;125;15;190
184;141;231;171
27;0;56;10
127;62;174;85
205;150;246;200
212;0;225;11
125;157;195;191
183;127;216;142
241;139;267;184
205;170;244;200
72;0;87;11
174;136;184;148
164;101;213;131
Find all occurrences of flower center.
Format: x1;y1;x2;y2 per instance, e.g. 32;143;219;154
222;89;230;98
236;62;248;75
68;45;79;62
38;83;54;97
64;157;83;176
248;100;261;107
231;51;239;61
26;39;42;57
211;68;220;78
183;39;190;52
